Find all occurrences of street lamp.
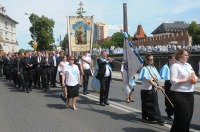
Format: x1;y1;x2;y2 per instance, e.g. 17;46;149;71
25;13;36;41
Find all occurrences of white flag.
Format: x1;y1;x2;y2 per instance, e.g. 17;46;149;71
126;42;142;79
121;39;129;84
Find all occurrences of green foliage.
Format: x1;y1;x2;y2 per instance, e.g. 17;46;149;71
92;43;100;48
173;21;187;24
61;34;68;50
28;13;55;50
111;32;132;47
188;21;200;45
19;48;26;52
101;40;116;48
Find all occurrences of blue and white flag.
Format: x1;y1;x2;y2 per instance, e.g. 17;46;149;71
122;32;143;85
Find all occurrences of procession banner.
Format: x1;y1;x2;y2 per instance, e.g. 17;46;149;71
68;16;93;52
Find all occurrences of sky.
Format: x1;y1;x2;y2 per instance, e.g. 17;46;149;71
1;0;200;50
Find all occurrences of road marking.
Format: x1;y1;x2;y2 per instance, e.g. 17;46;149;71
80;93;200;132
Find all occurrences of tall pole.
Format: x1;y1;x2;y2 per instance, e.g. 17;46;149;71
123;3;129;84
123;3;128;34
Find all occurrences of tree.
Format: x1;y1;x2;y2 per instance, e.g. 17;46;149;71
60;34;68;50
173;21;187;24
19;48;26;52
111;32;132;47
28;13;55;50
101;40;116;48
188;21;200;45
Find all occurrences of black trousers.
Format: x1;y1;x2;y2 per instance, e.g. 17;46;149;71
99;77;110;103
23;70;33;90
164;80;174;116
51;66;57;86
170;91;194;132
83;69;90;92
35;67;42;87
141;89;161;120
42;68;51;90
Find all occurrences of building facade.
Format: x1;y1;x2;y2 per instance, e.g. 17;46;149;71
0;6;18;54
132;23;193;46
93;22;108;42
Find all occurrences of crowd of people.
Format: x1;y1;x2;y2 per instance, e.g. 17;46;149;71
92;44;200;56
0;49;198;131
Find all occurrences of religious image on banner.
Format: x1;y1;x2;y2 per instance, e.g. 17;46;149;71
69;16;93;52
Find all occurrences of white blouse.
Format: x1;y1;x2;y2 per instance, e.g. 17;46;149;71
58;61;69;75
65;64;80;86
170;61;196;92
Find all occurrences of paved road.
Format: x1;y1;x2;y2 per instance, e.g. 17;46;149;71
0;76;200;132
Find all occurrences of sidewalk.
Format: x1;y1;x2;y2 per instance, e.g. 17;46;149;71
112;71;200;95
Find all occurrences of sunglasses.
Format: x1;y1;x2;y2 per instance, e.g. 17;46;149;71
148;59;154;60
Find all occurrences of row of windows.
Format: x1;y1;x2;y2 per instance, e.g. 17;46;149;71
0;31;14;41
4;22;14;30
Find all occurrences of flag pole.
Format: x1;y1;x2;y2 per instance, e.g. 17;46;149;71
123;3;129;84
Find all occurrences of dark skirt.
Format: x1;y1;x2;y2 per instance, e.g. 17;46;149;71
164;80;174;116
66;84;79;98
170;91;194;132
141;89;161;120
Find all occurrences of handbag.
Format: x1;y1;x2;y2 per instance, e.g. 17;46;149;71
60;92;66;103
96;71;102;80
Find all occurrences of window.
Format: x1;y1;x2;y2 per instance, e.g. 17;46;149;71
5;22;8;29
11;24;13;31
5;32;8;40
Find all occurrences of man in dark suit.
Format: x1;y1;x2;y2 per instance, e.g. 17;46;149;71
3;53;12;81
33;51;43;89
96;50;113;106
13;52;21;87
41;52;53;91
51;50;60;87
20;52;34;93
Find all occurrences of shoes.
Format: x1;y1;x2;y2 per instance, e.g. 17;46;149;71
167;116;173;120
86;91;90;94
83;92;86;95
104;102;109;105
126;99;130;103
72;106;77;110
142;117;148;121
66;104;69;108
100;103;105;106
157;119;167;125
129;98;134;102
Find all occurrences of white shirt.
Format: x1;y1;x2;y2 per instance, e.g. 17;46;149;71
104;65;111;77
82;55;91;70
53;56;56;66
58;61;69;75
170;61;195;92
141;78;153;90
65;64;80;86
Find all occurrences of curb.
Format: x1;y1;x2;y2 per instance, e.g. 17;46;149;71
112;78;200;95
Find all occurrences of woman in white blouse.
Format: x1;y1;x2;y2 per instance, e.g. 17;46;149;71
62;56;80;110
170;49;197;132
58;55;69;97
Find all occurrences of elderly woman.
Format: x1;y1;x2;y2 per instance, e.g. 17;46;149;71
138;54;167;125
170;49;197;132
62;56;80;110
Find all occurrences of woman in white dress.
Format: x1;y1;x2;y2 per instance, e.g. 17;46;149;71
58;55;69;97
62;56;80;110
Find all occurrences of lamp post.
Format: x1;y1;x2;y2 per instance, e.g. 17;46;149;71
25;13;36;41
